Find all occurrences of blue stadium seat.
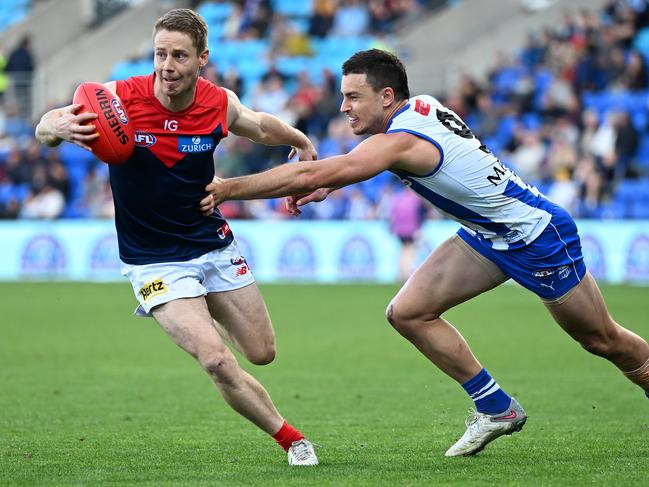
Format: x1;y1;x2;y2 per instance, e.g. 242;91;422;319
521;112;542;130
272;0;313;17
110;58;153;80
0;0;28;33
0;182;32;206
13;183;30;203
0;183;13;205
630;197;649;218
598;200;627;219
635;134;649;171
276;56;310;77
198;2;233;25
633;27;649;58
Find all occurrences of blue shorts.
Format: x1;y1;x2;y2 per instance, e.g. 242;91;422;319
457;206;587;300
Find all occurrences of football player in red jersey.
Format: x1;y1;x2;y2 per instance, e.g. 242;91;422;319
35;8;318;466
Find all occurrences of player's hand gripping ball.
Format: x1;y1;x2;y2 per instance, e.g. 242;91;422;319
72;82;134;164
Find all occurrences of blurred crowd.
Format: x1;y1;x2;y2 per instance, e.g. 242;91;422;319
2;0;649;221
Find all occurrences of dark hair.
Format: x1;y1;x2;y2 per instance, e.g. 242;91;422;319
154;8;208;54
342;49;410;100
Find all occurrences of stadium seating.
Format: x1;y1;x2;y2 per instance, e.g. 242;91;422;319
0;0;29;33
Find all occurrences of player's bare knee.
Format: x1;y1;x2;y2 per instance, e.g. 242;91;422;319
386;303;408;333
386;302;407;331
245;343;276;366
200;351;240;385
386;302;436;337
578;329;619;358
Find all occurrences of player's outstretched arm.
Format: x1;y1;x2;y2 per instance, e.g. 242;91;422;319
225;88;317;161
35;104;99;150
205;132;414;206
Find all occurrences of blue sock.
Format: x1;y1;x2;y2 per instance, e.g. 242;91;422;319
462;368;512;414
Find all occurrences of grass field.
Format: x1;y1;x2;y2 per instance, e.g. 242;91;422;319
1;282;648;486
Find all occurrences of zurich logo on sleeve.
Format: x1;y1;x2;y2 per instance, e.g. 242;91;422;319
178;135;214;153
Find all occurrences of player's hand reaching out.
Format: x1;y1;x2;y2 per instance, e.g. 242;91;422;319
284;188;332;216
284;138;320;216
200;176;224;216
288;139;317;163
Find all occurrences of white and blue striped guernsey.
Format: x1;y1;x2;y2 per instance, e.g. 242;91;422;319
387;95;554;251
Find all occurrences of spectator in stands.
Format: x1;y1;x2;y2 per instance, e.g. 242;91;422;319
520;33;547;69
508;129;546;182
240;0;273;38
290;71;320;135
574;155;605;216
388;187;424;281
620;50;648;90
345;187;375;219
332;0;370;37
277;23;313;57
44;149;70;203
2;102;32;139
253;74;290;116
579;109;601;156
309;0;336;38
5;36;35;118
223;2;244;39
612;110;639;179
468;92;500;140
19;168;65;220
83;165;113;218
4;145;32;185
310;68;341;138
587;111;616;166
546;166;579;215
0;197;20;219
545;134;578;182
0;42;8;104
310;188;348;219
368;0;394;34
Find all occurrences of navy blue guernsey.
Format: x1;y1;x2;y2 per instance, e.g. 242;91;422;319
112;74;234;264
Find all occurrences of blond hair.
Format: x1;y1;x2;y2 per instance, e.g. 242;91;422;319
153;8;208;54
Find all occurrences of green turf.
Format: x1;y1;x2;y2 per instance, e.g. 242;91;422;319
1;282;648;486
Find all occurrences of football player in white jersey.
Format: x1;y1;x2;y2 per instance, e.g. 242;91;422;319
201;49;649;456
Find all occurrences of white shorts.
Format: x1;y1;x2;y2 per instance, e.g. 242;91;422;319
120;240;255;317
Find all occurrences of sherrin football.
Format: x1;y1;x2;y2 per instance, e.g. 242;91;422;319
72;81;134;164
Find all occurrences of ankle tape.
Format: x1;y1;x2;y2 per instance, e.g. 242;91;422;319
623;357;649;389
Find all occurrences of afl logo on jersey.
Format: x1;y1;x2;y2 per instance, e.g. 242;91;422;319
134;131;156;147
179;135;214;153
111;98;129;124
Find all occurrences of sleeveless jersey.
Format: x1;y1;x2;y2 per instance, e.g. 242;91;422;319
387;95;554;250
112;74;233;264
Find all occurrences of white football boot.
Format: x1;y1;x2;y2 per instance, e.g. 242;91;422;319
287;439;319;466
445;397;527;457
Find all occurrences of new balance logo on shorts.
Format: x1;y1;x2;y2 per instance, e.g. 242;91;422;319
139;278;167;302
230;255;249;277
